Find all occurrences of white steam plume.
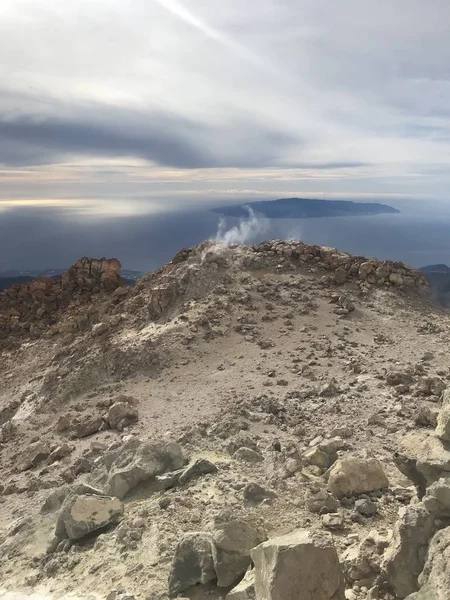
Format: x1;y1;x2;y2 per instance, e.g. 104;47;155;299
214;206;269;245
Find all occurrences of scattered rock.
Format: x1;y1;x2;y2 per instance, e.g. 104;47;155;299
233;447;264;463
394;431;450;489
382;503;435;598
226;569;255;600
212;514;266;587
319;379;341;397
47;443;72;465
303;447;331;470
73;416;104;439
106;401;138;431
41;486;71;514
423;476;450;516
321;512;345;530
386;372;413;387
243;482;277;504
342;530;390;588
55;494;124;541
436;389;450;441
414;407;438;428
18;440;50;471
168;532;216;597
355;498;378;517
56;415;71;433
306;489;340;514
327;458;389;498
405;526;450;600
106;440;184;499
178;459;218;485
251;529;345;600
416;377;446;398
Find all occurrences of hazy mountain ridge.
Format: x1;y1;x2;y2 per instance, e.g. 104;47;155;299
212;197;400;219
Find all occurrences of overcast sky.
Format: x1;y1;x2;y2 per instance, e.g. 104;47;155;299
2;0;450;216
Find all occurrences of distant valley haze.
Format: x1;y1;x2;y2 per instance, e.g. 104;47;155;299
1;1;450;275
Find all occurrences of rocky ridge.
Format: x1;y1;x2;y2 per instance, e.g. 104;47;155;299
0;258;124;341
0;240;449;600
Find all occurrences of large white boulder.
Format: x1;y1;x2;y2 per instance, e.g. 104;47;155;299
327;457;388;498
251;529;345;600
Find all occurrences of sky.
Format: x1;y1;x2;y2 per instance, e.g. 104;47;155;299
2;0;450;268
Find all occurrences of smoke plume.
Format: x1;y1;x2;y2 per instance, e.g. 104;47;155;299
214;207;269;245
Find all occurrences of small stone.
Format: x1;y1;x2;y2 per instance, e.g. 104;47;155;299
306;489;340;514
243;482;277;504
354;498;377;516
73;416;103;439
159;497;171;510
232;447;264;463
106;401;138;431
47;443;72;465
56;415;71;432
321;512;345;530
415;407;438;428
178;459;218;485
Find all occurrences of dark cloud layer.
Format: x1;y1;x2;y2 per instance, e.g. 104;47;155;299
0;96;297;168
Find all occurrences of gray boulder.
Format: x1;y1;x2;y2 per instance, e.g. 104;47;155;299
382;503;435;598
436;389;450;442
394;431;450;489
232;447;264;463
18;440;50;471
105;401;138;431
106;440;184;499
306;489;340;514
212;514;266;587
423;476;450;516
405;526;450;600
226;570;255;600
55;493;124;541
251;529;345;600
168;532;216;597
178;458;218;486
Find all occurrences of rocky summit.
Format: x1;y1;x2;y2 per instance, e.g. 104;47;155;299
0;239;450;600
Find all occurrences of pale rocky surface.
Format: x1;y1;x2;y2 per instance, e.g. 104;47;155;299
0;240;449;600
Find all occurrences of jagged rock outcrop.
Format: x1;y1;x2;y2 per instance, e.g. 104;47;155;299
248;241;427;289
406;526;450;600
382;504;435;598
0;257;124;341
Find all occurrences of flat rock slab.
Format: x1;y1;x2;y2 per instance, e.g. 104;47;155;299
56;493;124;541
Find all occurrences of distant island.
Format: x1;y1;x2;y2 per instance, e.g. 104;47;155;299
212;197;400;219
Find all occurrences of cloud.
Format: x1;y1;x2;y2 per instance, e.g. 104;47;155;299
0;91;299;169
1;0;450;215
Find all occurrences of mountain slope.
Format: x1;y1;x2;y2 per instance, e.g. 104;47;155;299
0;240;449;600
